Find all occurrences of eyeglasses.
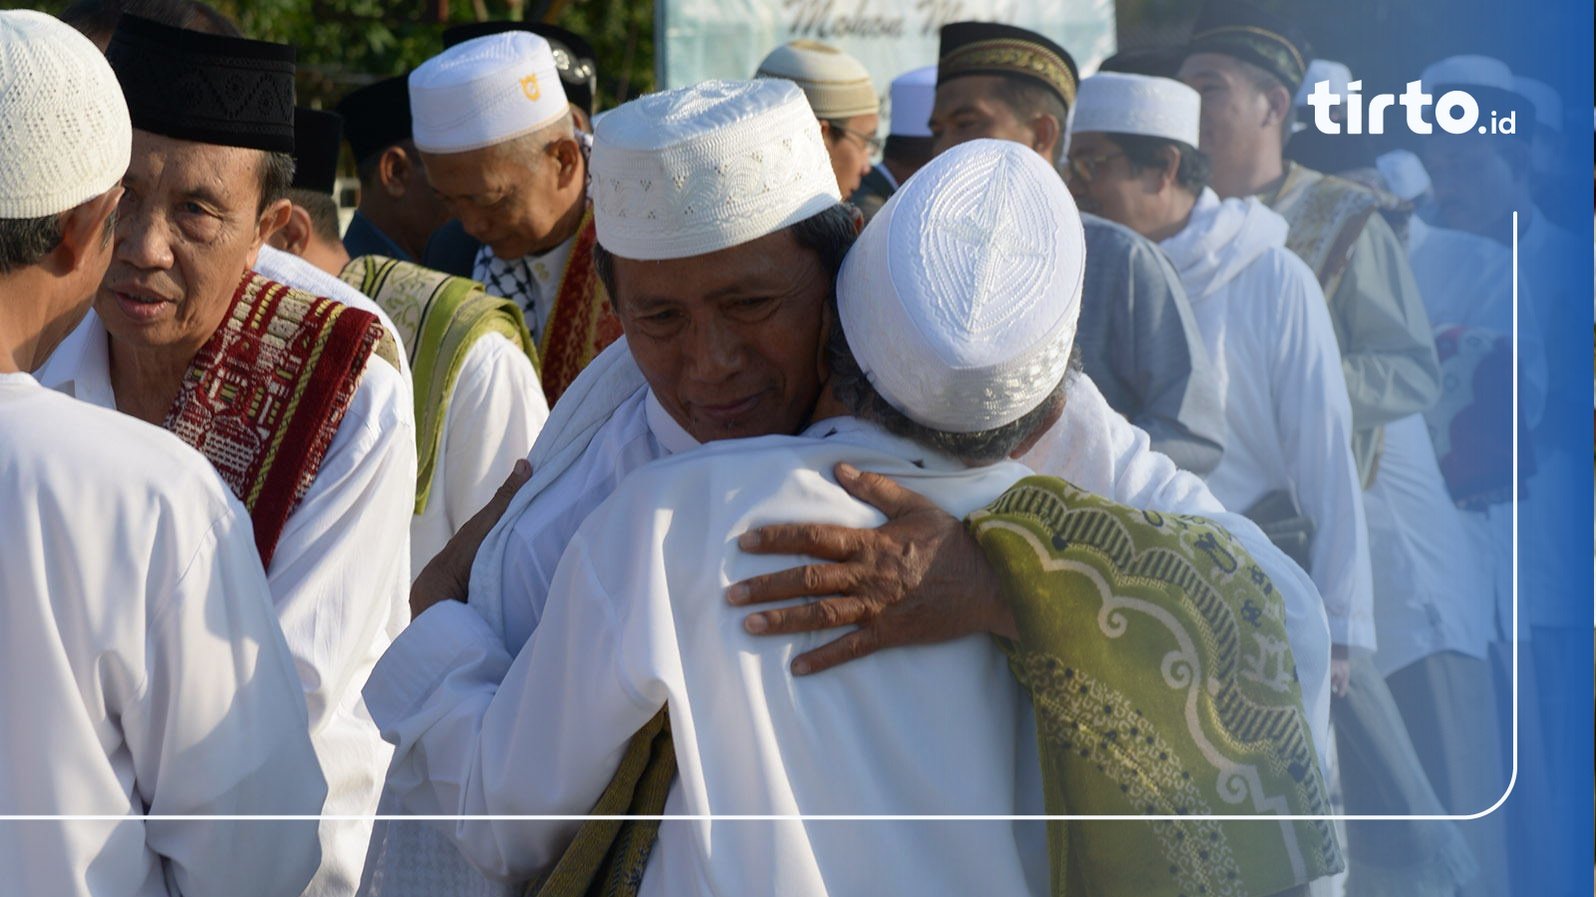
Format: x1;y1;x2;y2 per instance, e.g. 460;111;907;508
1066;151;1127;184
832;124;884;155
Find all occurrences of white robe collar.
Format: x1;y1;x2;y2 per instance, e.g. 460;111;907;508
34;310;114;410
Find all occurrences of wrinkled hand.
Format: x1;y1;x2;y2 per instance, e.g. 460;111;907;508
1330;643;1351;698
727;462;1016;676
409;459;532;620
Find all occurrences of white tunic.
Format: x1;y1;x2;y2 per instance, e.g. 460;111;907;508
365;342;1331;885
0;372;326;897
1157;189;1374;656
36;309;418;897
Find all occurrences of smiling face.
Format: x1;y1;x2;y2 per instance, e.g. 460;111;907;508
97;129;283;357
610;227;832;443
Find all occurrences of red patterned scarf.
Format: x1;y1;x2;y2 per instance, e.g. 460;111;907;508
538;210;621;406
164;270;383;566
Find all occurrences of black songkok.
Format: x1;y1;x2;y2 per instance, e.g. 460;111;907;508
1185;0;1310;93
106;13;296;153
334;75;412;165
1097;47;1183;79
937;21;1079;112
291;107;342;195
442;21;599;117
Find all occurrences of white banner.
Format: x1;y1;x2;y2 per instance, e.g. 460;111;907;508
657;0;1117;128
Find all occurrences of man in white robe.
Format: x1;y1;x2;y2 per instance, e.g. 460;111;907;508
34;16;416;896
0;12;325;894
367;79;1332;889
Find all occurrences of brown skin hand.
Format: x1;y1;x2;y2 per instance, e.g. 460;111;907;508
409;458;532;619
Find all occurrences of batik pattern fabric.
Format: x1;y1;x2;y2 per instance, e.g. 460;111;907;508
341;254;539;513
537;211;621;406
969;476;1343;897
163;270;383;567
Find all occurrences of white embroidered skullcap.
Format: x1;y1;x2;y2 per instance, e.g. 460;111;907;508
0;11;130;219
410;31;568;154
590;79;841;261
837;138;1085;433
1071;73;1200;148
1421;55;1513;92
755;40;879;120
888;65;937;138
1294;59;1352;107
1375;150;1431;202
1513;76;1562;132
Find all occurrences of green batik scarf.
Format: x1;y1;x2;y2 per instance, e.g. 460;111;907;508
341;255;539;514
969;477;1344;897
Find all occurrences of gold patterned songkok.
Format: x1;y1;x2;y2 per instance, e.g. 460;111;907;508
936;21;1080;112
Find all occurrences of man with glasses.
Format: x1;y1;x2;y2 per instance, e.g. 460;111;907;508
928;20;1227;476
755;39;882;198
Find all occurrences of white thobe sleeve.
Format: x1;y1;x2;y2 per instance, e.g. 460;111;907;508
369;530;663;883
268;359;416;732
442;334;549;539
1275;268;1376;651
127;502;328;897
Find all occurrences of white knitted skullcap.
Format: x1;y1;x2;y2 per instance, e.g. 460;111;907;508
838;138;1085;433
1421;55;1513;92
0;11;131;219
1513;76;1562;132
888;65;937;138
1071;73;1201;148
590;79;842;261
1375;150;1431;202
1295;59;1352;107
755;40;879;120
410;31;568;154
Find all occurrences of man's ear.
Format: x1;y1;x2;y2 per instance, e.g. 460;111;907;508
1155;144;1183;191
550;135;584;188
378;145;413;198
266;204;314;255
47;186;122;277
1029;113;1063;163
246;197;294;268
1262;82;1293;131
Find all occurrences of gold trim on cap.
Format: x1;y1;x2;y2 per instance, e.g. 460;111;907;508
1190;24;1306;79
941;38;1078;108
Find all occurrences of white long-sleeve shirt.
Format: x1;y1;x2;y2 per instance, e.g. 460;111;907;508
37;308;417;897
365;347;1330;884
0;372;326;897
1159;189;1374;653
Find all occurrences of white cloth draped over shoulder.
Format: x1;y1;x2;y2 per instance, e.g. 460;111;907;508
1157;188;1374;654
36;308;417;897
0;373;326;897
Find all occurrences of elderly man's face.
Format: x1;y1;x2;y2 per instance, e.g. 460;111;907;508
612;227;831;443
98;130;281;355
423;139;574;260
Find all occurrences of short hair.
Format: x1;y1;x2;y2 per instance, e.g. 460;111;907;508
1107;133;1211;195
257;150;295;214
0;214;63;275
61;0;240;43
286;187;341;245
989;76;1070;166
827;313;1079;464
593;202;859;302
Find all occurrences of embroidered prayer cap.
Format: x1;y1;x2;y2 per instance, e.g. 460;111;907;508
1184;0;1309;93
589;78;841;262
291;107;343;195
443;22;599;117
888;65;937;138
937;22;1079;112
1071;73;1201;148
106;13;296;153
754;40;880;120
336;75;413;164
1096;46;1182;79
410;30;568;155
836;138;1085;433
1375;150;1431;202
1419;55;1536;134
0;10;131;218
1513;76;1561;133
